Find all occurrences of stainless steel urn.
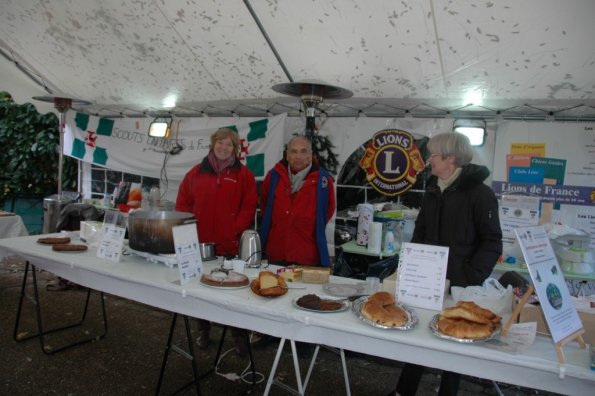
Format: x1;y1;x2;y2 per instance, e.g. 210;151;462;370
239;229;262;268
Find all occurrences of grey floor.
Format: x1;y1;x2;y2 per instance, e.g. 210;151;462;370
0;255;562;396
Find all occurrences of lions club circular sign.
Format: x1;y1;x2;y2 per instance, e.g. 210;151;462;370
359;129;425;196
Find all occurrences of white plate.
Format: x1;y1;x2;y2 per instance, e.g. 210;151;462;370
199;280;250;290
293;296;349;313
322;283;364;297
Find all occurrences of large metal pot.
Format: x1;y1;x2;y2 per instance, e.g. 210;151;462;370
128;210;195;254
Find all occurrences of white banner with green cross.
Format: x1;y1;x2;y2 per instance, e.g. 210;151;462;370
63;112;286;180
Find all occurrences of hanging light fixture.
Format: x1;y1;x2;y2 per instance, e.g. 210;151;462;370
272;79;353;136
33;95;91;197
148;115;172;138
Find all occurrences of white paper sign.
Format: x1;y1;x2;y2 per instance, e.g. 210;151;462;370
514;226;584;343
97;223;126;262
97;211;126;262
396;242;449;310
172;223;203;285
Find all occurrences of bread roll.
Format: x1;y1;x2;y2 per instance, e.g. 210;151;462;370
437;317;493;339
456;301;501;326
442;301;501;325
361;300;386;322
362;299;408;327
367;291;396;307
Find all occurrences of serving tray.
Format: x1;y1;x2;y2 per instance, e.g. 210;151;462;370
428;314;501;343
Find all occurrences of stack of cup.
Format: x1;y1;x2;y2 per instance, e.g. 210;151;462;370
356;203;374;246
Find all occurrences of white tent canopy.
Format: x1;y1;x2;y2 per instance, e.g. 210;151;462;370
1;0;594;120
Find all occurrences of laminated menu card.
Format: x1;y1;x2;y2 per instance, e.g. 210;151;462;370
172;223;203;285
97;211;126;262
514;225;584;344
396;242;448;310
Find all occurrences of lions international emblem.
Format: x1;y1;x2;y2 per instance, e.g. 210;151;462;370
359;129;425;196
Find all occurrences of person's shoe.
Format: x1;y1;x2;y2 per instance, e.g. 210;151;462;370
196;330;210;350
233;336;249;357
46;279;74;291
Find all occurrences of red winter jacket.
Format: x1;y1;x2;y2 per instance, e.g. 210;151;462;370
260;160;336;265
176;157;257;256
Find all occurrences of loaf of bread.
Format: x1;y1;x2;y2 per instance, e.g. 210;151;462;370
259;271;279;289
38;237;71;245
52;244;88;252
250;271;287;297
361;292;409;327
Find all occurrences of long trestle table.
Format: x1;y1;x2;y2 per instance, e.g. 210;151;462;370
1;233;593;395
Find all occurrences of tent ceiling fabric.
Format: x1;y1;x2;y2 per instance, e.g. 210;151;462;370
1;0;594;120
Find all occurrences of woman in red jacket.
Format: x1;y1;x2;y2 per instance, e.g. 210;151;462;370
176;127;257;355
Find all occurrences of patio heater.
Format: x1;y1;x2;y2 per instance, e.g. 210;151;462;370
33;95;90;233
32;95;91;197
271;79;353;137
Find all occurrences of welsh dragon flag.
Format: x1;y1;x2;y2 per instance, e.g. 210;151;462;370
64;112;286;180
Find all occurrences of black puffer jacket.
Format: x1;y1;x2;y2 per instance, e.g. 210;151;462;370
412;164;502;287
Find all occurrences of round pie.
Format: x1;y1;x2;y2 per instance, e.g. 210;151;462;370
200;271;249;287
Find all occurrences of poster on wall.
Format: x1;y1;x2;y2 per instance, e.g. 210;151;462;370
358;129;425;196
514;226;584;344
492;121;595;250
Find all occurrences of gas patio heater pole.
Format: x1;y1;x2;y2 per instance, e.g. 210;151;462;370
271;79;353;139
33;95;90;197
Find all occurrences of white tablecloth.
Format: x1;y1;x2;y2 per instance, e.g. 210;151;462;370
0;233;593;396
0;215;29;238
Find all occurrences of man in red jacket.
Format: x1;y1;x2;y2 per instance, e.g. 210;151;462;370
259;135;336;266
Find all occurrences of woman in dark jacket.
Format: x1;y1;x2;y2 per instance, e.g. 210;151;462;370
391;132;502;396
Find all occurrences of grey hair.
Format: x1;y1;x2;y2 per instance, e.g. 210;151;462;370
286;135;312;153
427;132;473;166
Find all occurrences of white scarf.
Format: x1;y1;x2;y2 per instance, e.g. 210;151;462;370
289;163;312;194
437;167;462;192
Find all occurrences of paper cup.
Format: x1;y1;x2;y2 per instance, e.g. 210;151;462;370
222;259;233;270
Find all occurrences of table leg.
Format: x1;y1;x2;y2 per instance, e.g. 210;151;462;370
263;337;287;396
13;261;107;354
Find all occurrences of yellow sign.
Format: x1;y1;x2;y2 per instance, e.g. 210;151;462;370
510;143;546;156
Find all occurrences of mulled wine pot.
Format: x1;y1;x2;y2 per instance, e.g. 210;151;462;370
239;230;261;268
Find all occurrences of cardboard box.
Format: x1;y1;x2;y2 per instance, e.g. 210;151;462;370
519;303;595;345
302;268;330;284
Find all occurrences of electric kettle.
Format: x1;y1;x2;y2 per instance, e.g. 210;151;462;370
239;229;262;268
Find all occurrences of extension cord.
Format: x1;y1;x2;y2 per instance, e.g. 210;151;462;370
222;372;240;381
